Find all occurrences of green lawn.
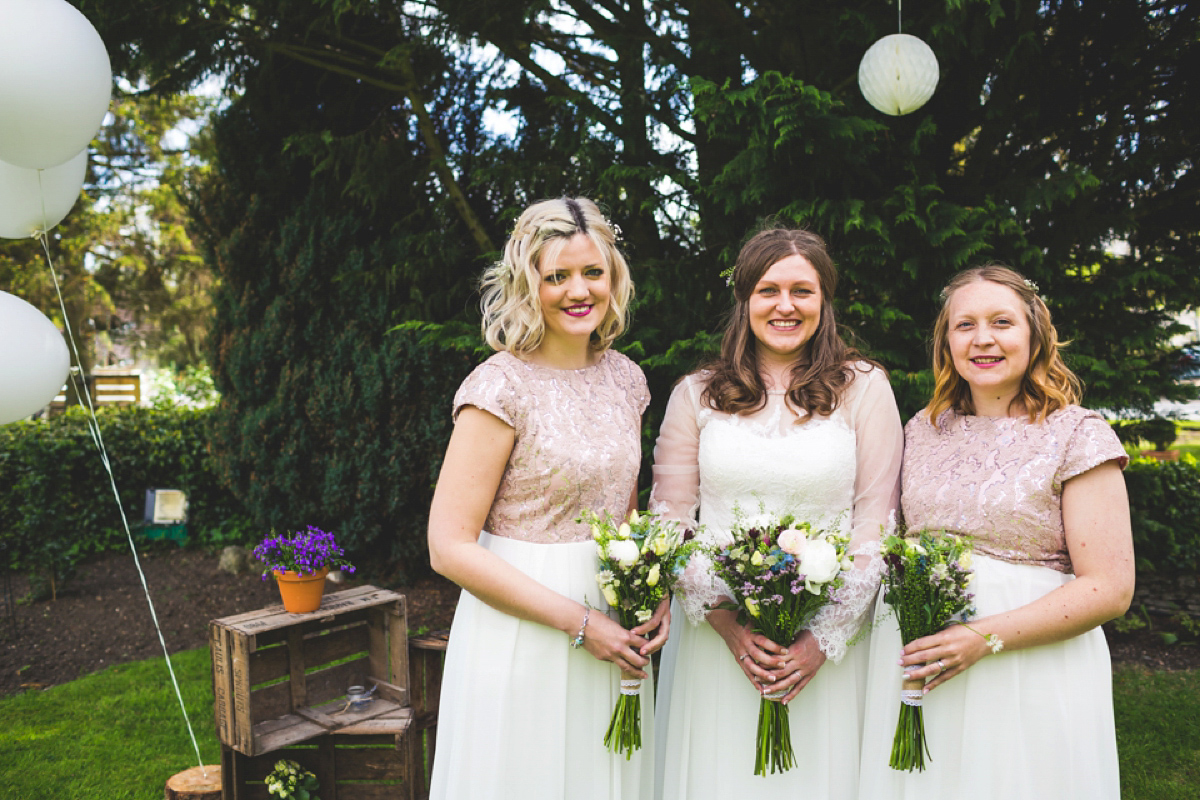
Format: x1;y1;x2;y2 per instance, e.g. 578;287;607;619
0;647;220;800
0;649;1197;798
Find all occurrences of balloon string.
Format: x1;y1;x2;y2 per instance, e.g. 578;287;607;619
35;168;49;237
36;233;210;778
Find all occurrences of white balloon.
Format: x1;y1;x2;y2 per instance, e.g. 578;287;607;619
0;150;88;239
858;34;940;116
0;0;112;169
0;291;71;425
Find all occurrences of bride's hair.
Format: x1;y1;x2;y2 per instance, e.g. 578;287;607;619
926;264;1080;426
701;225;876;420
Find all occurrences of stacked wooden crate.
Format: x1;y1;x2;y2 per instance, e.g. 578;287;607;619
210;585;446;800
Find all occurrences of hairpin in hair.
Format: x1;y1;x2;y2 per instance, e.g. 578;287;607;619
1023;277;1039;293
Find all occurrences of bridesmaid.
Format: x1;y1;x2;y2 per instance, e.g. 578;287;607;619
427;197;668;800
858;264;1134;799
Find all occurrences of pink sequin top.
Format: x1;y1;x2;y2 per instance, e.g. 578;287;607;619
901;406;1128;573
453;350;650;544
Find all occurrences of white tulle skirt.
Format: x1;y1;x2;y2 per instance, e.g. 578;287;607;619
653;597;871;799
429;533;654;800
858;555;1119;800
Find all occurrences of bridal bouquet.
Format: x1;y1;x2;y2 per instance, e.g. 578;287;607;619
709;511;852;776
881;530;977;772
580;508;687;758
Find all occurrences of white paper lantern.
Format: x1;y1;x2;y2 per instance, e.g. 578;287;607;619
0;150;88;239
858;33;940;116
0;291;71;425
0;0;112;169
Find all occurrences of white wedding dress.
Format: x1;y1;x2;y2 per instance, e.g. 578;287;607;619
650;364;903;799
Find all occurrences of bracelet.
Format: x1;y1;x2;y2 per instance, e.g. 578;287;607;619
570;606;591;649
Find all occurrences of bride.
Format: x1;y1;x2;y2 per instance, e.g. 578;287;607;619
650;226;903;798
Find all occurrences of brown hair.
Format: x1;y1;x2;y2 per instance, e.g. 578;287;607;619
701;226;875;419
926;264;1081;425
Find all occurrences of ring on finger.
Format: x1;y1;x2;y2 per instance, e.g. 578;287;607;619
739;654;750;662
936;659;946;674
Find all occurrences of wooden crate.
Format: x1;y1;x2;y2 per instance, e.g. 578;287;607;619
210;585;410;757
220;712;416;800
406;631;449;799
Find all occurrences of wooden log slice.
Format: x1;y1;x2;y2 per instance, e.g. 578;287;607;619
164;765;222;800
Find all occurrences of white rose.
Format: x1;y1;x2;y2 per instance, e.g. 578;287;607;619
777;528;809;557
601;583;619;607
617;522;632;539
750;550;764;567
606;538;640;567
799;539;841;584
651;532;671;557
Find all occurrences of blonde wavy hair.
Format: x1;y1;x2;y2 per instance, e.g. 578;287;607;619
926;264;1081;426
478;197;632;355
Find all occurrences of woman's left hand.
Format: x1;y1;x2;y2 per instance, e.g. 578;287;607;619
899;622;992;692
760;629;826;704
631;594;672;656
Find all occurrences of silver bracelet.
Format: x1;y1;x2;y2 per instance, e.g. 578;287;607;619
570;607;591;649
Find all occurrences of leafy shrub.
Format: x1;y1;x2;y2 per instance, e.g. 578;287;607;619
1124;454;1200;573
0;406;251;596
1112;416;1179;452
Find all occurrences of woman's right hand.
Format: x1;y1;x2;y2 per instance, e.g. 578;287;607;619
582;611;653;678
707;607;788;691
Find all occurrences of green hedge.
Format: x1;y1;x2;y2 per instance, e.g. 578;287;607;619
0;406;252;594
1124;455;1200;573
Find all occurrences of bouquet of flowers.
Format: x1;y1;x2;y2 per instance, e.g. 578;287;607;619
880;530;977;772
264;758;320;800
709;511;852;776
580;508;687;758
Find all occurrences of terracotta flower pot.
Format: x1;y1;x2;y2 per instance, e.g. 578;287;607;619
273;567;329;613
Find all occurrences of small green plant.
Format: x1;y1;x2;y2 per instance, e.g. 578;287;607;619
1170;612;1200;642
1113;612;1149;634
264;759;320;800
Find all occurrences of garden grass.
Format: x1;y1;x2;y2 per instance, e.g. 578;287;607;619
0;647;220;799
1115;666;1200;799
1;649;1197;798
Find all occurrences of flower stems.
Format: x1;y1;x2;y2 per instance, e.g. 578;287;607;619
603;687;642;758
889;677;932;771
755;693;795;776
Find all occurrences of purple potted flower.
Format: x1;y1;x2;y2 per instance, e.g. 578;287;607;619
254;526;356;613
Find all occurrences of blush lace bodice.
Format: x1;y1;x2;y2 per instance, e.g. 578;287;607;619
650;364;903;661
453;350;649;544
901;406;1128;572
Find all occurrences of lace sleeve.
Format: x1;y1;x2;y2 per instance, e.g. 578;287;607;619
807;366;904;662
650;376;734;624
650;376;702;528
